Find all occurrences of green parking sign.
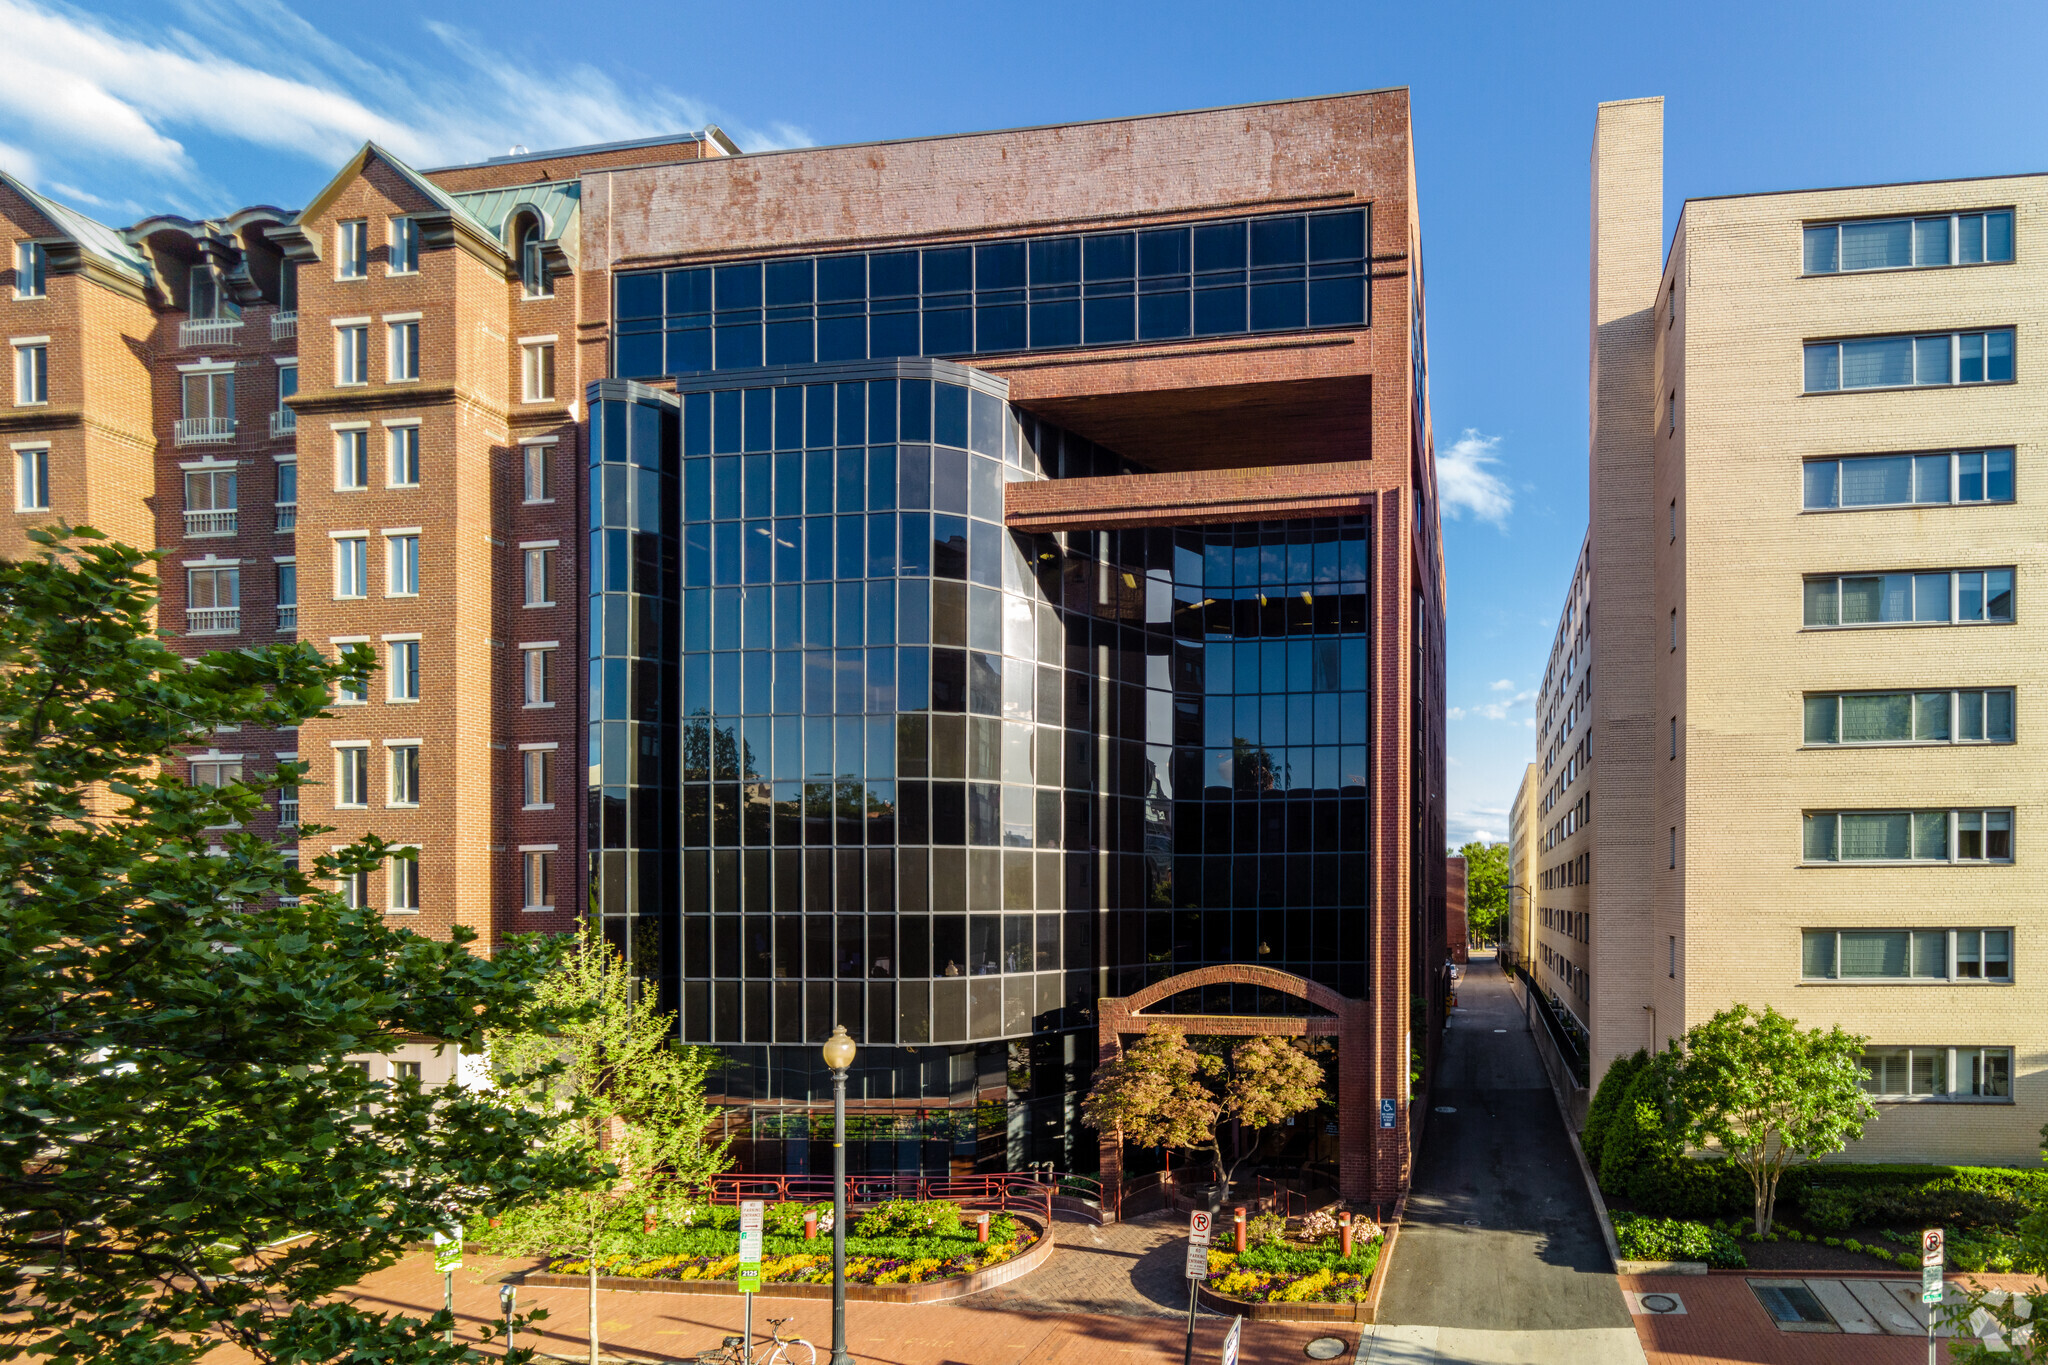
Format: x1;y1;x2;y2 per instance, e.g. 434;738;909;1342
737;1200;764;1294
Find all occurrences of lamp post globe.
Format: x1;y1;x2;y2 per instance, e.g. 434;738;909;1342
822;1025;857;1365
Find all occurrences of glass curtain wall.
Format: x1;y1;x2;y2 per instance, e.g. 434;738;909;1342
588;359;1373;1179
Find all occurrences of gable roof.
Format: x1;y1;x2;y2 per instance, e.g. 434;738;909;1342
0;169;153;286
297;142;502;252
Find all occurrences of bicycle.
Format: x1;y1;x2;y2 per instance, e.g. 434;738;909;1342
692;1315;815;1365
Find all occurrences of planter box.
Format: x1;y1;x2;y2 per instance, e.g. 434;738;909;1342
1198;1283;1366;1323
515;1214;1050;1306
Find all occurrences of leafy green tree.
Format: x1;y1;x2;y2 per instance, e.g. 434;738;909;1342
0;527;587;1365
1082;1025;1325;1202
1455;840;1508;945
1672;1004;1875;1236
1940;1123;2048;1360
485;916;729;1365
1580;1049;1649;1169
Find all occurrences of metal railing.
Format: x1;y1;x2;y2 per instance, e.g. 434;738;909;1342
276;797;298;828
270;312;297;342
273;503;296;533
708;1172;1053;1224
269;410;296;438
174;417;236;446
183;507;237;537
1518;966;1591;1087
185;606;240;635
179;317;243;348
275;604;296;631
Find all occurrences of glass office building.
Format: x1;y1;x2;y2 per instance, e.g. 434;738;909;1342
591;350;1373;1176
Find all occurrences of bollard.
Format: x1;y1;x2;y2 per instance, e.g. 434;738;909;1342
1234;1208;1247;1255
976;1212;990;1244
643;1205;657;1235
1340;1211;1353;1257
803;1212;818;1241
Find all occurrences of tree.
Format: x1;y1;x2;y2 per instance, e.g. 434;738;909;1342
486;916;729;1365
1939;1123;2048;1361
0;527;588;1365
1672;1004;1875;1236
1455;841;1508;946
1081;1025;1325;1202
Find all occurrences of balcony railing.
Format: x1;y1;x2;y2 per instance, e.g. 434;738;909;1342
174;417;236;446
271;312;297;342
179;316;244;349
274;503;297;533
270;410;296;439
183;507;237;538
185;606;241;635
276;797;299;828
275;604;297;631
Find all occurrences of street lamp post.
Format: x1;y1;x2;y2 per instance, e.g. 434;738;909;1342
821;1024;858;1365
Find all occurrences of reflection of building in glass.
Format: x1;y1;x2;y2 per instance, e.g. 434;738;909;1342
581;89;1444;1197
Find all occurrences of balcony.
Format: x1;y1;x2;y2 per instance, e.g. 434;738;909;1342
179;316;244;349
183;507;237;538
271;312;297;342
185;606;241;635
270;410;296;439
174;417;236;447
276;796;299;828
275;604;297;631
274;503;297;533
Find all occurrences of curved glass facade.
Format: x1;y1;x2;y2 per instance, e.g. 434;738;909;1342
589;358;1372;1177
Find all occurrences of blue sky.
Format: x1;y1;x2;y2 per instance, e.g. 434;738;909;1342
7;0;2047;845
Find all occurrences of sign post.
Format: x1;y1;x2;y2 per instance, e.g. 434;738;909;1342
1183;1209;1213;1365
738;1199;765;1357
1921;1227;1944;1365
498;1283;516;1355
1220;1313;1243;1365
431;1227;463;1346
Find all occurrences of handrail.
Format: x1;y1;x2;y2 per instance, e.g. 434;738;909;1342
1517;966;1591;1086
707;1172;1054;1226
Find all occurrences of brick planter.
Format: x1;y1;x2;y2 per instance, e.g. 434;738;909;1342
514;1214;1051;1306
1197;1283;1367;1323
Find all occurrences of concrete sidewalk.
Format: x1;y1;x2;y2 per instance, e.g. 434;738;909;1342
1364;953;1645;1364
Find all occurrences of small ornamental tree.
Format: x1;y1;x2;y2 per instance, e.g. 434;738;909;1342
486;916;729;1365
0;527;588;1365
1081;1025;1325;1202
1672;1004;1875;1236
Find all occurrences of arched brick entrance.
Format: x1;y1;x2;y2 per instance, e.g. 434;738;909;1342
1095;964;1389;1204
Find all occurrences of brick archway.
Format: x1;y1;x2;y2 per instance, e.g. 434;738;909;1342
1095;964;1386;1203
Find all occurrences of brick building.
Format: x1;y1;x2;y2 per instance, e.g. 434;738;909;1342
3;90;1446;1192
1527;96;2045;1164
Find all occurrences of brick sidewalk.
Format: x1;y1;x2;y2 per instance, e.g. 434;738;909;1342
199;1248;1356;1365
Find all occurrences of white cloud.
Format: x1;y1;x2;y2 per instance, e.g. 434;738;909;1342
1470;688;1536;722
1446;706;1466;721
0;139;41;185
1489;678;1513;692
1437;429;1513;529
0;0;806;210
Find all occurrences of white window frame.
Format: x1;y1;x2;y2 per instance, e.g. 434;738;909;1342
385;739;421;807
522;542;556;607
333;424;370;490
518;220;552;299
385;635;421;702
1802;807;2015;865
386;317;420;382
1805;328;2016;392
387;217;419;276
14;442;49;511
1804;211;2016;276
1802;448;2017;512
333;741;370;809
520;846;556;911
332;532;368;600
336;220;368;280
1801;927;2013;984
521;436;555;504
184;559;241;635
1802;687;2016;747
14;241;47;299
520;742;557;810
1859;1045;2013;1102
14;339;48;406
385;420;420;488
334;321;369;386
522;641;557;707
387;847;420;915
1803;568;2016;629
384;530;420;597
330;634;369;704
520;338;556;402
274;556;297;632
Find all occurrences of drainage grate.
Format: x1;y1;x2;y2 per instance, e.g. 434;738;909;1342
1749;1280;1840;1332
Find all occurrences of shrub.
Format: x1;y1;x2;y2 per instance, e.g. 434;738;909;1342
1611;1212;1746;1269
1300;1209;1338;1240
1797;1175;2029;1234
854;1200;962;1240
1245;1212;1287;1248
1582;1050;1649;1168
762;1201;833;1237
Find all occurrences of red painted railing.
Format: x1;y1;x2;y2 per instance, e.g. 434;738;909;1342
708;1172;1053;1225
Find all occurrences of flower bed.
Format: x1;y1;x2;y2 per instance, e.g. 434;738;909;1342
1200;1213;1385;1307
485;1200;1036;1289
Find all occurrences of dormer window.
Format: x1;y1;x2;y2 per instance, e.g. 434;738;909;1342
15;243;45;299
190;265;218;320
518;218;550;298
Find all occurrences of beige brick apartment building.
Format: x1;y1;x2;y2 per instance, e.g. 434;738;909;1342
1518;96;2045;1164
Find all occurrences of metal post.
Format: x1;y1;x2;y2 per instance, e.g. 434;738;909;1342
745;1289;753;1363
499;1284;516;1355
831;1064;853;1365
443;1270;454;1346
1183;1278;1198;1365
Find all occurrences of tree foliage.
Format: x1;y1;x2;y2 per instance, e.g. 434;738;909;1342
485;916;729;1365
0;528;589;1365
1081;1025;1325;1198
1673;1004;1875;1236
1455;841;1508;945
1940;1124;2048;1361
